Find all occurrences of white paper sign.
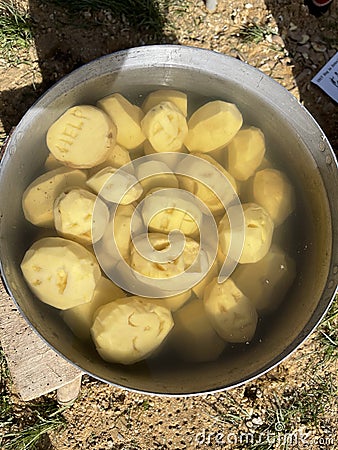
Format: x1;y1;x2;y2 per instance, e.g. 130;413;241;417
311;52;338;103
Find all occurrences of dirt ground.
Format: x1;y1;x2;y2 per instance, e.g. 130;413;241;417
0;0;337;449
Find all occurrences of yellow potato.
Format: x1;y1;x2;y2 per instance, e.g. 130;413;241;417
44;153;63;171
61;277;126;341
86;166;143;204
130;233;200;279
141;101;188;152
141;188;202;236
192;258;219;299
101;204;143;263
203;277;258;343
54;188;109;245
218;202;274;264
142;89;188;116
21;237;101;310
232;245;296;313
143;140;187;156
227;126;266;181
91;296;174;364
172;298;226;362
253;169;295;226
184;100;243;153
177;153;237;215
88;144;131;176
22;167;87;227
97;93;146;150
139;290;192;312
135;160;179;193
47;105;116;168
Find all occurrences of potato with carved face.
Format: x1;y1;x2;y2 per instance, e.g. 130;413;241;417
203;277;258;343
91;297;174;364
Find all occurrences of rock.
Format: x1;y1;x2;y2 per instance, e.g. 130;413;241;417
312;42;327;53
271;35;285;47
288;30;302;41
299;34;310;45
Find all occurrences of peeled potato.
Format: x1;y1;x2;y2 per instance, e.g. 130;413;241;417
54;188;109;245
143;140;187;157
253;169;295;226
22;167;87;227
86;166;143;204
184;100;243;153
227;126;266;181
61;277;126;340
232;245;296;313
141;101;188;152
130;233;200;279
88;144;131;176
44;153;63;171
141;189;202;236
218;202;274;264
101;204;143;263
203;277;258;343
192;258;219;299
177;153;237;215
140;290;192;312
97;93;146;150
135;160;179;193
91;296;174;364
172;298;226;362
47;105;116;168
142;89;188;116
21;237;101;310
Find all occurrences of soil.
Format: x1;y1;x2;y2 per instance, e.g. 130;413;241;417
0;0;337;449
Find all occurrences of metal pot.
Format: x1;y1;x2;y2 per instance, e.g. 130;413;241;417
0;46;337;395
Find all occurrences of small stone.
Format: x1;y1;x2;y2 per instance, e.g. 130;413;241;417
289;22;297;31
271;35;285;47
245;3;253;8
298;34;310;45
83;11;91;18
312;42;327;53
288;30;302;41
252;416;264;426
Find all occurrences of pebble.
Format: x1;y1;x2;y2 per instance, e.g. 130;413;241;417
271;35;284;47
298;34;310;45
312;42;327;53
252;416;264;426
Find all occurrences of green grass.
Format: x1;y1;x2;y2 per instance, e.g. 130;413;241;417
205;369;336;450
316;296;338;364
0;347;68;450
44;0;172;35
236;375;336;450
0;1;33;65
0;347;13;428
236;22;277;44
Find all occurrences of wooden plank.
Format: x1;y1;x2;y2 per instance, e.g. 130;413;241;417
0;281;82;401
56;374;83;405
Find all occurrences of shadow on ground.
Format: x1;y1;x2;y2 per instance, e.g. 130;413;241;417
0;0;177;135
0;0;337;150
265;0;337;150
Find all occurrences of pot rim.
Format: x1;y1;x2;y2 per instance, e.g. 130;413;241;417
0;45;337;395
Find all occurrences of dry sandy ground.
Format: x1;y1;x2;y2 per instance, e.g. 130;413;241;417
0;0;337;449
